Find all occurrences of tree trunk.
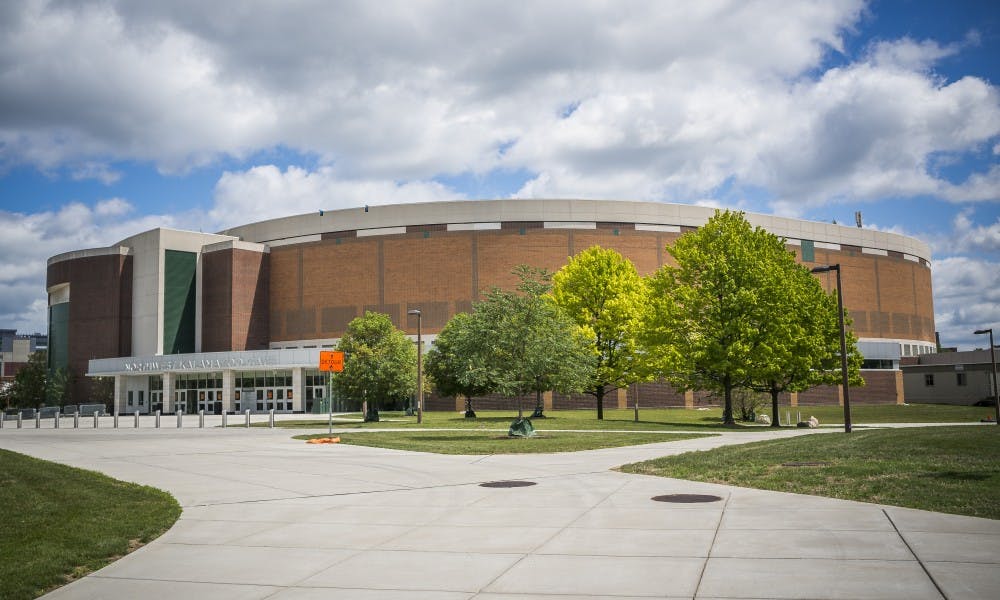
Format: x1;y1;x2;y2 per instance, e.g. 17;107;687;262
723;379;735;425
596;384;605;420
532;389;545;417
770;384;781;427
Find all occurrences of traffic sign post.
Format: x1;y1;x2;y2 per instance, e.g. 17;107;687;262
319;351;344;434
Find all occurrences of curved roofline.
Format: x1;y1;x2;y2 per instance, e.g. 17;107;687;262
219;199;932;261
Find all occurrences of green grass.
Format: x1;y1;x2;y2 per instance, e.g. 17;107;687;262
0;450;181;600
294;430;712;454
264;404;988;431
620;426;1000;519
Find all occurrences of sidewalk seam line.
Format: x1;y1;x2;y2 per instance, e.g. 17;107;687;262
883;508;948;600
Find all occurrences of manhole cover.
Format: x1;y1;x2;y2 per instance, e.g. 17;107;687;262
480;480;537;488
651;494;723;503
781;461;830;467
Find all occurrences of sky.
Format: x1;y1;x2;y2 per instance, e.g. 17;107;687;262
0;0;997;349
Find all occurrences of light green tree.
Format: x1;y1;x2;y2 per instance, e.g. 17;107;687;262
646;210;832;426
3;350;48;408
332;312;417;422
552;246;650;420
424;312;493;417
749;263;864;426
470;265;593;417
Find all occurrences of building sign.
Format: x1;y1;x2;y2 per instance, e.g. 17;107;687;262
122;356;273;372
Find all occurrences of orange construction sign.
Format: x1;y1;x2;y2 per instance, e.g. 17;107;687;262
319;350;345;372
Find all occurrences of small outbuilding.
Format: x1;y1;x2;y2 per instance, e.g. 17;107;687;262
901;350;997;405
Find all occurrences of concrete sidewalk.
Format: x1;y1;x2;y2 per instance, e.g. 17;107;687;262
1;426;997;599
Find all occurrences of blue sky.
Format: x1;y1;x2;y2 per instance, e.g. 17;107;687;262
0;0;997;348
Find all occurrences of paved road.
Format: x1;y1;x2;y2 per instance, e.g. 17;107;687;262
1;425;997;599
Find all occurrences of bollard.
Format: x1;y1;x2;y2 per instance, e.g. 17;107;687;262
74;412;79;428
245;409;251;428
155;410;161;428
36;412;41;428
94;411;100;428
177;410;183;428
17;413;23;428
199;409;205;428
55;411;60;429
222;411;227;428
134;410;140;428
0;414;3;429
114;411;119;428
269;409;275;428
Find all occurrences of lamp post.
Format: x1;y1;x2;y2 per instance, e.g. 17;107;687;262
973;328;999;425
408;309;423;424
812;264;852;433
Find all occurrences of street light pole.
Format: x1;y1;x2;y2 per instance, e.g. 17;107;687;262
812;264;852;433
973;328;999;425
408;309;423;424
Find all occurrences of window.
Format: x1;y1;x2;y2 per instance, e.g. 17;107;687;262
128;391;134;406
957;373;967;386
138;390;144;405
925;374;935;387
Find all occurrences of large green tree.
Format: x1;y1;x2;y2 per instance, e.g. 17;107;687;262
332;312;417;421
647;210;839;426
552;246;650;419
750;263;864;426
2;350;48;409
424;312;492;417
467;265;593;416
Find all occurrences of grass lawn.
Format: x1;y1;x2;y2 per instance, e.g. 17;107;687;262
620;426;1000;519
0;449;181;600
264;404;988;431
294;430;712;454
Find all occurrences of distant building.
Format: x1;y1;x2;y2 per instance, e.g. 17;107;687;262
901;350;997;405
0;328;47;381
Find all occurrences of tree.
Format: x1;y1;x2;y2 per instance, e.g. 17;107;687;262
4;351;48;408
646;210;824;426
749;262;864;426
469;265;593;417
424;312;493;417
47;367;74;406
332;312;417;422
552;246;650;419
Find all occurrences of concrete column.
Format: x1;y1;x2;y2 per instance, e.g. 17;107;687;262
838;384;844;407
790;392;799;407
895;371;905;405
292;367;305;412
162;372;175;414
617;387;627;409
684;390;694;409
114;375;127;414
222;369;235;412
455;394;465;412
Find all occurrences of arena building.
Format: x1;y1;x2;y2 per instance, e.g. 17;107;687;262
46;199;936;415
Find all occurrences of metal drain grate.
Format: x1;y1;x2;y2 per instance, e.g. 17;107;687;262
781;461;830;467
480;480;537;488
651;494;723;503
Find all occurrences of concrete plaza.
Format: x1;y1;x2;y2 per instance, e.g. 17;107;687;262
1;423;997;599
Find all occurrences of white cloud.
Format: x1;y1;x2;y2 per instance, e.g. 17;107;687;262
209;165;464;230
1;0;995;211
0;201;176;332
867;37;961;72
932;256;1000;349
70;161;122;185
